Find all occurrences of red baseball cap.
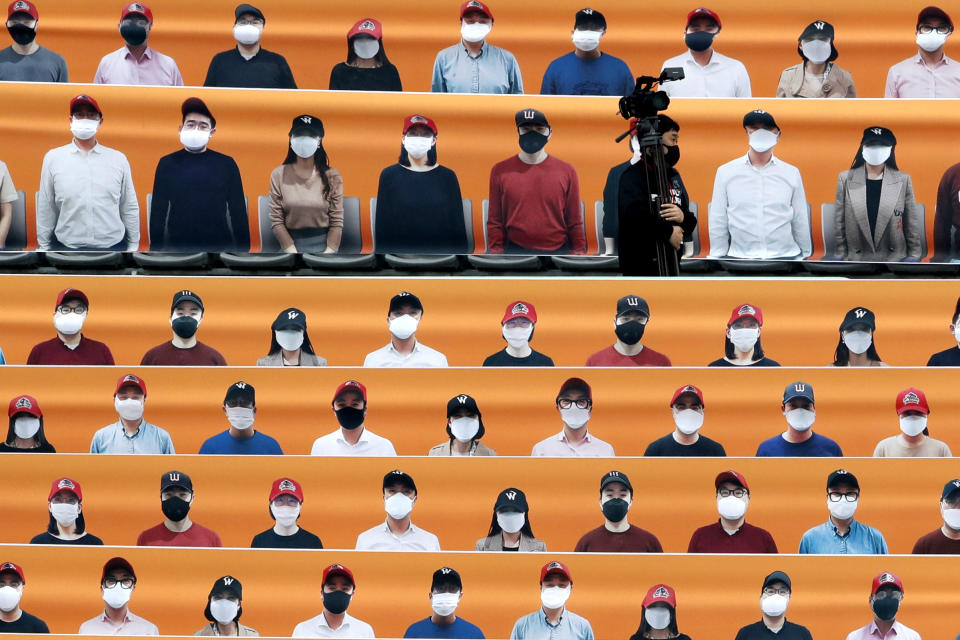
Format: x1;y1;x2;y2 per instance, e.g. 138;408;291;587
7;0;37;19
686;7;721;29
540;560;572;584
670;384;704;407
101;557;136;582
0;562;25;583
333;380;367;405
642;584;677;609
460;0;493;20
322;563;355;587
48;477;82;502
502;300;537;324
896;387;930;416
871;571;903;595
727;303;762;326
715;470;749;491
270;477;304;502
347;18;382;41
557;377;591;402
69;95;101;117
114;374;147;397
55;287;89;309
403;114;438;136
8;394;41;418
120;2;153;23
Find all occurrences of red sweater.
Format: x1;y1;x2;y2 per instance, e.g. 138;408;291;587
140;341;227;366
136;521;222;547
26;336;114;365
487;155;585;253
574;524;663;552
585;345;671;367
687;520;778;553
934;161;960;258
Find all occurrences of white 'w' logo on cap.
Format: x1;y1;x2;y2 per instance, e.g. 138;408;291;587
625;297;639;306
235;382;247;389
168;473;180;481
287;311;299;319
222;577;234;585
814;21;825;29
522;110;536;120
441;567;453;574
871;128;882;135
300;116;311;124
794;383;805;392
582;8;594;13
608;471;620;477
505;491;517;500
457;395;469;404
855;308;867;318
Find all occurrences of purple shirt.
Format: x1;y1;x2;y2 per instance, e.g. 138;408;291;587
94;46;183;86
530;429;615;457
845;620;921;640
78;610;159;635
885;53;960;97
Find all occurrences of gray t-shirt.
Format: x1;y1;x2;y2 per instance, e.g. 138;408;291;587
0;45;68;81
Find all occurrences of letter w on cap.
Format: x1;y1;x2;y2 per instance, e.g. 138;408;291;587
168;472;180;482
625;297;639;306
813;21;825;29
222;577;234;585
854;309;867;318
522;110;536;121
794;383;805;392
505;491;517;500
287;311;300;319
457;395;468;404
871;128;882;135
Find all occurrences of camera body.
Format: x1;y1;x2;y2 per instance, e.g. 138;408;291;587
618;67;685;121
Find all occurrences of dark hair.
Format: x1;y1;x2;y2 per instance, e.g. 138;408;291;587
486;507;535;539
629;604;679;640
5;414;51;449
724;335;765;361
849;144;899;171
399;144;438;167
832;331;882;366
657;115;680;134
952;296;960;325
345;35;391;67
266;327;317;358
46;508;86;535
282;139;333;200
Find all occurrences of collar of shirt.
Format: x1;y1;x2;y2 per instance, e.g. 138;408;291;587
828;518;858;539
742;153;778;170
557;430;592;444
682;48;721;68
123;46;154;61
118;420;144;439
337;427;371;446
387;340;422;357
717;519;742;535
69;142;103;154
315;612;352;630
914;53;951;68
98;610;135;625
462;41;488;58
381;519;420;539
867;620;902;637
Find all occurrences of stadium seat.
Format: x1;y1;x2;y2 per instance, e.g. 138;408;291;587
35;193;127;269
803;203;880;275
301;196;378;270
372;197;471;271
885;205;958;275
132;194;209;269
466;200;546;271
219;195;297;269
550;201;618;271
0;190;39;267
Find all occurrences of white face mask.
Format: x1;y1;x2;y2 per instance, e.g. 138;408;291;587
954;325;960;345
644;607;671;630
760;593;789;617
827;496;858;520
0;585;21;613
862;146;892;166
115;397;145;422
290;136;319;159
449;417;480;442
353;39;380;59
917;31;948;52
13;416;40;439
571;29;602;51
540;585;571;609
728;327;759;352
70;118;100;140
389;314;420;339
784;408;816;431
271;504;300;528
102;584;132;609
899;415;927;437
717;495;747;520
942;506;960;530
502;324;533;349
233;23;262;45
54;312;85;335
50;502;80;527
385;493;414;520
225;407;255;430
800;39;831;63
403;136;434;159
748;129;779;153
210;598;239;624
275;329;304;351
673;408;704;435
461;22;491;43
843;330;873;355
180;128;211;151
431;592;460;617
560;406;590;429
497;511;525;534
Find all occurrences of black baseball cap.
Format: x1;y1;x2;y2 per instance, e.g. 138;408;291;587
616;295;649;318
289;114;324;138
272;307;307;331
557;377;591;401
827;469;859;491
235;3;264;21
762;571;791;592
861;127;896;147
600;470;633;493
160;470;192;492
941;479;960;501
574;7;606;29
383;469;417;493
224;381;255;406
431;567;462;592
494;487;529;512
515;108;550;128
782;381;814;405
181;97;216;129
840;307;876;332
742;109;778;130
917;6;952;29
171;289;204;313
446;393;486;440
800;19;834;41
389;291;423;314
205;576;242;623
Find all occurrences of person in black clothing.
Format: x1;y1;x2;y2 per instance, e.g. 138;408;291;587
0;561;49;633
329;18;402;91
374;114;468;254
483;300;554;366
734;571;812;640
250;478;322;549
628;584;692;640
1;395;55;453
708;303;780;367
603;114;697;276
149;97;249;252
30;477;104;546
203;4;296;89
928;296;960;365
645;384;726;456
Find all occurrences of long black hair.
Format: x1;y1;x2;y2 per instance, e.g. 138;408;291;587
5;413;51;448
849;144;899;171
629;605;679;640
486;507;536;539
266;328;317;357
345;35;392;67
832;333;882;366
282;139;333;199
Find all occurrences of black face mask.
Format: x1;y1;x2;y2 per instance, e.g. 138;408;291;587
120;23;148;46
664;145;680;167
518;131;549;154
161;496;191;522
615;321;645;345
322;590;351;615
871;597;899;621
684;31;715;52
601;498;630;523
335;407;365;430
7;24;35;45
171;316;199;339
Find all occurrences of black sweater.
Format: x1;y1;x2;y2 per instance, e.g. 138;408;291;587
204;47;297;89
329;62;402;91
374;164;468;254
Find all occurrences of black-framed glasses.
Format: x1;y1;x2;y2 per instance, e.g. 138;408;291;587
828;492;859;502
557;398;590;409
718;488;747;498
56;305;87;314
236;18;264;26
762;587;789;596
103;577;135;589
918;25;952;34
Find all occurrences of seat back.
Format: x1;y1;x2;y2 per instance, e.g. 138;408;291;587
4;190;26;250
593;201;604;256
340;196;362;254
258;195;280;253
689;201;700;257
916;203;928;258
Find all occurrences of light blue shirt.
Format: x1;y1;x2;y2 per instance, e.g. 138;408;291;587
89;420;175;454
431;41;523;94
510;609;594;640
0;346;5;364
798;519;888;554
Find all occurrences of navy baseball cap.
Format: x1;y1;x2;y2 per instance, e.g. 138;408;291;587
783;381;814;405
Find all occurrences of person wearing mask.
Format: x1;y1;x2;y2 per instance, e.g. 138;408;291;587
1;395;55;453
204;4;296;89
831;307;887;367
531;377;615;457
356;470;441;551
270;115;343;254
483;300;554;366
429;394;496;456
329;18;402;91
659;8;750;97
873;387;952;457
586;296;671;366
250;478;322;549
844;573;920;640
475;488;546;551
0;159;16;250
756;382;843;456
688;470;778;553
149;97;249;252
574;471;662;553
644;384;726;456
404;567;484;639
78;557;159;635
885;6;960;98
363;292;449;367
709;110;811;260
799;469;888;554
777;20;856;97
432;1;522;94
510;562;594;640
27;288;115;365
0;0;67;82
90;374;175;454
834;127;920;262
0;562;49;633
912;478;960;553
310;380;397;456
195;576;258;637
198;382;283;455
257;307;327;366
30;477;104;545
540;8;633;96
141;290;228;366
708;303;780;367
136;470;223;547
292;564;375;638
734;571;813;640
487;109;585;254
628;585;691;640
93;3;183;85
37;94;139;252
927;297;960;364
374;115;468;254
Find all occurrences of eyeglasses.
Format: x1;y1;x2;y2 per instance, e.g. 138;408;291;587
56;305;87;314
122;18;149;27
557;398;590;409
236;19;264;26
873;590;903;601
828;492;859;502
103;578;135;589
762;587;789;596
918;24;952;34
718;488;747;498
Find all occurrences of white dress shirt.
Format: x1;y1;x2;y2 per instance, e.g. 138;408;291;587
660;49;751;97
37;141;139;250
310;427;397;456
709;153;811;259
292;612;375;639
355;520;441;551
363;340;448;368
